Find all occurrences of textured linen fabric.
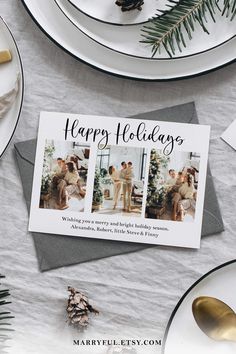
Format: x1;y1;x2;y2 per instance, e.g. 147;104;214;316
0;1;236;353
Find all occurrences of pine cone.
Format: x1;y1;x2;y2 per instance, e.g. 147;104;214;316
115;0;144;12
67;286;99;329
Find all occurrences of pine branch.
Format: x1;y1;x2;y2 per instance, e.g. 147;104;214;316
222;0;236;19
140;0;219;57
0;276;14;334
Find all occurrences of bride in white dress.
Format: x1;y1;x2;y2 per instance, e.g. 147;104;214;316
108;165;122;210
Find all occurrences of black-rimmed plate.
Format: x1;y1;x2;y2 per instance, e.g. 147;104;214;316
21;0;236;81
56;0;236;61
0;17;24;158
68;0;159;26
163;260;236;354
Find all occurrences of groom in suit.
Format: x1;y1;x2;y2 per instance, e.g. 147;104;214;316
120;161;134;212
120;161;128;211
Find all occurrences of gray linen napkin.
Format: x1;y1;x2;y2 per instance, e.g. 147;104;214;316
15;102;224;271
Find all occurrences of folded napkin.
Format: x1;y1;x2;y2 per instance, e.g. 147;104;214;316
0;73;20;119
15;102;224;271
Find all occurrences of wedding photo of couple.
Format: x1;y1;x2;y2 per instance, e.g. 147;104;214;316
39;140;90;211
145;149;200;222
92;145;147;217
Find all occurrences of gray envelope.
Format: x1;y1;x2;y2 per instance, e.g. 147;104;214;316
14;102;224;271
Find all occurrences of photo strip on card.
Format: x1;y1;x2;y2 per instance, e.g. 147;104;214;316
39;140;90;212
91;145;147;217
145;149;200;223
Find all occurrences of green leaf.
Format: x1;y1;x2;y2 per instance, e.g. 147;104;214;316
222;0;236;19
140;0;219;57
0;316;14;321
0;275;14;335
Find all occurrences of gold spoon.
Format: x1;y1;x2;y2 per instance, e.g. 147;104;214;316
192;296;236;342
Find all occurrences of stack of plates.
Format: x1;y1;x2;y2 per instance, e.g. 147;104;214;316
0;17;24;158
163;260;236;354
22;0;236;80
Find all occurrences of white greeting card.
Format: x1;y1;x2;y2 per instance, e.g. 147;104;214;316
29;112;210;249
221;119;236;150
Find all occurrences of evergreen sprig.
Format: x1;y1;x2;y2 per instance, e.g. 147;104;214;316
0;276;14;338
140;0;223;57
222;0;236;19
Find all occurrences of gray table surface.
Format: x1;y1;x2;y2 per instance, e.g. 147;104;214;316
0;1;236;353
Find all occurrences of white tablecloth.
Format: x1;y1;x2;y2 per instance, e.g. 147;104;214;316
0;1;236;353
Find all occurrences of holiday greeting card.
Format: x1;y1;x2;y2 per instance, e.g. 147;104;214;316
221;118;236;150
29;112;210;249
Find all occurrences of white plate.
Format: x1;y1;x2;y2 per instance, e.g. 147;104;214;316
163;260;236;354
68;0;158;26
56;0;236;60
21;0;236;80
0;17;24;158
